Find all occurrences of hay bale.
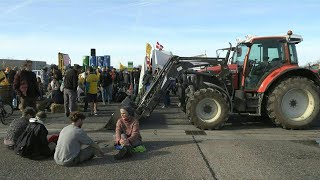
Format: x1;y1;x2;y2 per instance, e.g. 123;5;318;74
50;103;65;113
50;103;82;113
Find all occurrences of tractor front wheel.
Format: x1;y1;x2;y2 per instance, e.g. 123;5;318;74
186;88;229;130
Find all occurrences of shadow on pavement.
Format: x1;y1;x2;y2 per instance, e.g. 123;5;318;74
110;140;197;163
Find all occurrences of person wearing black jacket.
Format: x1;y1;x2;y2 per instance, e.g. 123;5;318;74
13;60;40;111
142;69;152;92
15;111;56;160
99;67;112;105
63;64;81;117
111;68;119;101
8;67;18;85
177;73;188;111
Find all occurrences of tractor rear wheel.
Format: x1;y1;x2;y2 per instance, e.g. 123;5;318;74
186;88;229;130
267;77;320;129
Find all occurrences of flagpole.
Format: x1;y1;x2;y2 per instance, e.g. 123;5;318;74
154;45;157;72
138;56;146;94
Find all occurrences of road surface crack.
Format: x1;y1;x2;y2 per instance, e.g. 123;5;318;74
192;135;218;180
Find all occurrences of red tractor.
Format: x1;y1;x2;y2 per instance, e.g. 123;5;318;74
186;30;320;129
107;30;320;130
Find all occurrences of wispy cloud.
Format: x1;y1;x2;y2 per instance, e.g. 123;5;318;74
0;1;319;68
2;0;35;15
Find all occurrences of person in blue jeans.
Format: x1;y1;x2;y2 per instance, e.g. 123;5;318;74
162;79;175;108
162;90;171;108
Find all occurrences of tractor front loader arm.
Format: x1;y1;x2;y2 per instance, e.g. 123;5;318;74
135;56;230;119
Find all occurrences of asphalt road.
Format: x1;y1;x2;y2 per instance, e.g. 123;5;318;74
0;101;319;180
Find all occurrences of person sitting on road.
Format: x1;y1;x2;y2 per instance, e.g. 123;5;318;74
54;112;104;166
3;107;36;149
14;111;56;160
114;106;142;160
45;78;63;112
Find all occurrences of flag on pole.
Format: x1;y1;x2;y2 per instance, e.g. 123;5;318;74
156;41;164;50
120;63;126;71
63;54;71;66
146;43;152;57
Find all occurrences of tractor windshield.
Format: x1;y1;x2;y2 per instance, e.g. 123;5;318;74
232;44;249;66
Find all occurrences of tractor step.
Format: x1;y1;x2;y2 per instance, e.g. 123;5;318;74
246;96;259;108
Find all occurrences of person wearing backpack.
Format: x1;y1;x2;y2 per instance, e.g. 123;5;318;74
14;111;56;160
3;107;36;149
54;112;104;166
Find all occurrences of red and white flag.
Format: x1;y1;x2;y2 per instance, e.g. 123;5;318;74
156;41;164;50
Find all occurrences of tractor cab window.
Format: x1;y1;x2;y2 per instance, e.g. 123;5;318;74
245;39;285;89
288;43;298;64
232;44;248;66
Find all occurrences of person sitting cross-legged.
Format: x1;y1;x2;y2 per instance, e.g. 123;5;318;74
114;106;142;160
14;111;56;160
54;112;104;166
3;107;36;149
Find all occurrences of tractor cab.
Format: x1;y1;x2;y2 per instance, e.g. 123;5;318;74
232;31;303;90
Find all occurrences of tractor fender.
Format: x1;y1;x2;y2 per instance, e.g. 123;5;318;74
257;67;320;93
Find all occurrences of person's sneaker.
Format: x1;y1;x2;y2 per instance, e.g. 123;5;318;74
65;112;70;118
162;105;167;109
114;146;128;160
94;111;98;116
124;146;133;158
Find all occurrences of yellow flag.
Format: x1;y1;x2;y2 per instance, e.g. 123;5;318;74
146;43;152;57
120;63;127;71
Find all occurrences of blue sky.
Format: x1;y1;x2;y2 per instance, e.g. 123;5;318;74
0;0;320;68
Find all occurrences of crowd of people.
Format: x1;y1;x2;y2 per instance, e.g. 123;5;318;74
0;59;180;115
4;106;141;164
1;60;148;165
0;60;143;115
63;64;142;116
1;59;190;166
